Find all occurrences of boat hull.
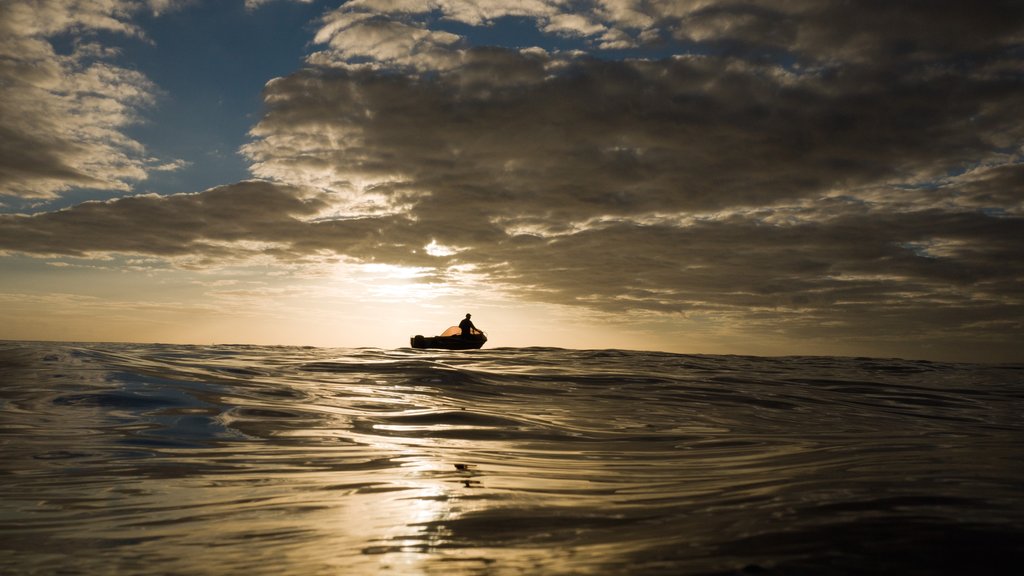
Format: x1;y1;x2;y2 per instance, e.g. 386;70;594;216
410;334;487;350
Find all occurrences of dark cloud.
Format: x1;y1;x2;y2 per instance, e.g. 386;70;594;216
0;180;445;268
0;181;321;258
245;46;1021;229
486;209;1024;312
666;1;1024;66
785;0;1024;65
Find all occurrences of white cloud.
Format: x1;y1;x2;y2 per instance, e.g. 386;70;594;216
244;0;315;10
146;0;196;16
0;1;163;198
311;11;464;71
542;13;606;37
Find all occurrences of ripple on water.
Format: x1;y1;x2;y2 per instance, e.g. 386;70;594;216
0;342;1022;575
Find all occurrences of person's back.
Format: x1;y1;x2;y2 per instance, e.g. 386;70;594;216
458;313;476;337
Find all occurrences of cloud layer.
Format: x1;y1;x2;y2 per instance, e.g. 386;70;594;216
0;0;177;198
1;0;1022;357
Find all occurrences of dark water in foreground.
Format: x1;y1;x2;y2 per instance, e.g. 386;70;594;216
1;342;1022;575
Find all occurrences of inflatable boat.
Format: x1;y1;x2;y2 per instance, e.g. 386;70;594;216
410;326;487;350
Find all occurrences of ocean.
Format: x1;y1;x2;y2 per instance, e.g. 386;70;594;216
1;342;1022;575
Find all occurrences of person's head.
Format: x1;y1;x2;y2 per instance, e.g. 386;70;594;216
465;313;471;319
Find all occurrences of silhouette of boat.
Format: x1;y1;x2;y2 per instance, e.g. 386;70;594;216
410;326;487;350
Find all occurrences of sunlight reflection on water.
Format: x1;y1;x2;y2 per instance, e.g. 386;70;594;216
1;343;1022;574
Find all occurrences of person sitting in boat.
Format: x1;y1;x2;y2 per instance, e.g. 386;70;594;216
458;313;478;337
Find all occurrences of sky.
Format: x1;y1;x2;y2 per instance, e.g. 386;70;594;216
0;0;1022;362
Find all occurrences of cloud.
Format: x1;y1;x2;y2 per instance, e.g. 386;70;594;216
542;13;606;37
146;0;195;16
240;0;1023;350
339;0;562;26
0;180;450;273
2;0;1022;356
245;0;313;10
945;163;1024;214
245;51;1021;227
490;208;1024;315
310;11;464;71
0;0;182;199
590;1;1024;64
312;1;1024;63
0;181;320;259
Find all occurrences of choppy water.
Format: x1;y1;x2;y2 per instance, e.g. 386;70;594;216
1;342;1022;575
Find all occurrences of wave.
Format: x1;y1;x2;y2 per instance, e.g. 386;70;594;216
1;341;1022;575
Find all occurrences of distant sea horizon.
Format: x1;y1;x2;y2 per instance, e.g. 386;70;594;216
3;337;1017;366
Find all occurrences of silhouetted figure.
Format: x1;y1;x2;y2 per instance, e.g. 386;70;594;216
459;313;477;337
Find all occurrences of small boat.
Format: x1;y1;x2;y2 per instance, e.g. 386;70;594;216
410;326;487;350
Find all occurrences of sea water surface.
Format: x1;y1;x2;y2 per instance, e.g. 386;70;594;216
1;342;1022;575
